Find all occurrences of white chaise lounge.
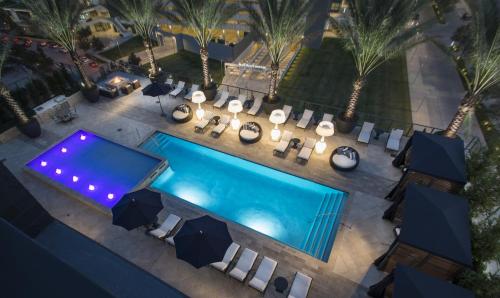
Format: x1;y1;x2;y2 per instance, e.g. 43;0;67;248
210;242;240;272
148;214;181;240
169;81;185;97
184;84;199;100
165;78;174;89
213;91;229;109
322;113;333;123
386;128;404;152
248;257;278;292
229;248;258;282
288;272;312;298
357;122;375;144
195;111;214;133
273;130;293;156
297;109;314;129
297;138;316;163
211;115;231;138
283;105;292;123
247;95;263;116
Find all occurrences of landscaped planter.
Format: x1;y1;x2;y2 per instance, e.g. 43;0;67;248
202;83;217;101
336;113;358;134
81;85;100;103
18;118;41;138
262;95;281;115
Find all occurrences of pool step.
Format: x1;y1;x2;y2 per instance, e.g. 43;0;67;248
141;133;171;156
302;192;344;260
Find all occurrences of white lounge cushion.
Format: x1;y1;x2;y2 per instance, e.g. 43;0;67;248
195;111;213;131
238;94;247;105
169;81;185;96
297;109;314;128
248;257;278;292
211;242;240;272
211;115;231;136
213;91;229;108
282;105;292;122
247;96;263;115
357;122;375;143
274;131;293;154
288;272;312;298
148;214;181;239
165;78;173;86
184;84;199;100
332;154;357;168
322;113;333;122
240;130;259;141
229;248;258;281
172;110;189;121
386;129;404;151
297;138;316;161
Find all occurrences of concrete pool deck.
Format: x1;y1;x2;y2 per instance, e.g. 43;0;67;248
0;74;402;297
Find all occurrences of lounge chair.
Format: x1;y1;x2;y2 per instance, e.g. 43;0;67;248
148;214;181;240
165;78;174;88
211;115;231;138
210;242;240;272
273;130;293;157
213;91;229;109
288;272;312;298
247;95;263;116
248;257;278;292
297;138;316;163
237;94;248;107
322;113;334;123
386;128;404;152
297;109;314;129
169;81;185;97
52;101;78;123
194;111;214;133
229;248;258;282
357;122;375;144
283;105;293;123
184;84;199;100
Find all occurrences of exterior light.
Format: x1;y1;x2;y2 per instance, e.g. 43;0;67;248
72;176;79;182
80;134;86;141
61;147;67;153
40;161;47;167
88;184;95;191
315;121;335;154
269;109;286;141
55;168;62;175
228;99;243;130
191;91;206;120
107;193;114;200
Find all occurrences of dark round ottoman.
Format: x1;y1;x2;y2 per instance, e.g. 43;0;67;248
330;146;360;171
172;104;193;123
239;122;262;144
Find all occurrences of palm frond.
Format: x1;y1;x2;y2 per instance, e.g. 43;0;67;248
111;0;165;40
165;0;239;48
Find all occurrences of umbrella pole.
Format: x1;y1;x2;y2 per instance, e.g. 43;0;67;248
158;96;165;116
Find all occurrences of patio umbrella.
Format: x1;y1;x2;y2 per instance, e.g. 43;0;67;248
142;82;170;115
112;188;163;231
174;215;232;268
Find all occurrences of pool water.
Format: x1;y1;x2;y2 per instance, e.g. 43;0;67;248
26;130;163;208
141;132;347;261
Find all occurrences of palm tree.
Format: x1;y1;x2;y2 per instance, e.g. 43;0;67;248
333;0;427;130
22;0;97;100
246;0;311;103
442;0;499;138
166;0;239;91
111;0;166;79
0;42;41;138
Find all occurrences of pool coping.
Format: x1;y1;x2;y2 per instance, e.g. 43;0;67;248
139;130;350;262
23;128;168;215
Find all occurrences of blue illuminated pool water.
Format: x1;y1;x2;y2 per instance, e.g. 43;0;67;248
141;132;347;261
26;130;163;208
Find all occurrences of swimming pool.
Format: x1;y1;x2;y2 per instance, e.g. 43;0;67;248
141;132;347;261
26;130;164;209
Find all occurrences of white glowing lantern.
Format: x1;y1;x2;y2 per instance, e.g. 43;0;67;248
55;168;62;175
192;91;206;120
61;147;67;153
107;193;114;200
80;134;86;141
72;176;79;182
228;99;243;130
40;161;47;167
315;121;335;154
269;109;286;141
88;184;95;191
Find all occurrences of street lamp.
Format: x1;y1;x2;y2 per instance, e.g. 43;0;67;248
315;121;335;154
228;99;243;130
269;109;286;141
192;91;206;120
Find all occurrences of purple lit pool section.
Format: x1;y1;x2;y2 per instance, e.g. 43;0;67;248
26;130;163;208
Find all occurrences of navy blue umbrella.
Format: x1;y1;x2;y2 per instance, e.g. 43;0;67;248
174;215;232;268
142;82;170;115
112;189;163;231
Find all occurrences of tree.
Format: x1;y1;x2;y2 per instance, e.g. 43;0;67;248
128;52;141;65
441;0;500;138
332;0;428;125
111;0;165;79
166;0;239;89
246;0;310;102
22;0;95;90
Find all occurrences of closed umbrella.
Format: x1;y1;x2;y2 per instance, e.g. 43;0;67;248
112;188;163;231
142;82;170;115
174;215;232;268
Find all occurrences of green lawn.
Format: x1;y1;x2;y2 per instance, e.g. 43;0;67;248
154;50;224;85
278;38;412;132
100;36;145;61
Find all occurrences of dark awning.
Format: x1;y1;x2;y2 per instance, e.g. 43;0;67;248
407;132;466;184
393;265;474;298
399;184;472;267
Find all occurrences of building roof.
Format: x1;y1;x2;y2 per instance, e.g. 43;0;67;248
400;184;472;267
408;132;466;184
393;265;475;298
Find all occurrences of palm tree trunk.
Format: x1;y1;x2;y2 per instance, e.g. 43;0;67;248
69;52;93;89
0;83;29;124
443;95;477;138
343;77;365;120
145;39;158;78
200;47;210;88
268;62;279;101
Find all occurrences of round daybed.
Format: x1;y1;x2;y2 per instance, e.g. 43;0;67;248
172;104;193;123
330;146;360;171
239;122;262;144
